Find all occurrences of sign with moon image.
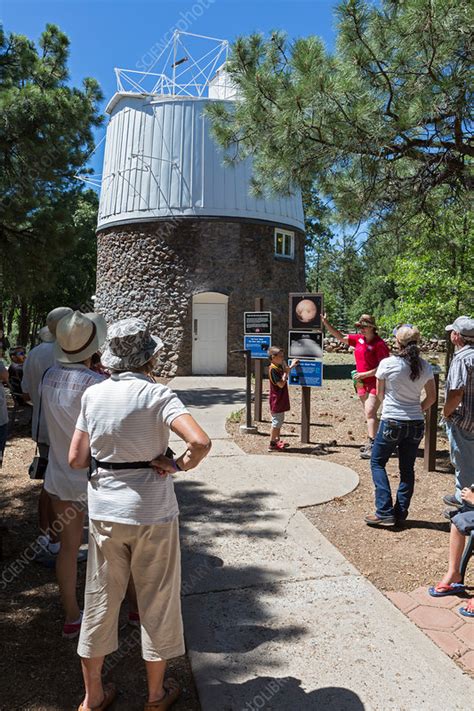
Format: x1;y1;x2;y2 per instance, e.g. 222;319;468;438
289;293;323;330
288;331;323;359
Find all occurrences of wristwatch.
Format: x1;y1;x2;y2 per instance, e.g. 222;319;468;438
171;458;183;472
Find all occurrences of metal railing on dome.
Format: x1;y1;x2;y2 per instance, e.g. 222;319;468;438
114;30;236;100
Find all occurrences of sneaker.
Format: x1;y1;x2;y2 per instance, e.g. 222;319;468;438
360;442;373;460
62;612;83;640
364;513;396;527
128;611;140;627
443;508;456;521
268;441;286;452
359;440;370;452
442;495;463;509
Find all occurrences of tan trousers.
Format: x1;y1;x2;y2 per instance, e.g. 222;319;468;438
77;517;184;661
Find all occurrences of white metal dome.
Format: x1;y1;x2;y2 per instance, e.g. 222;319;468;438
97;92;304;231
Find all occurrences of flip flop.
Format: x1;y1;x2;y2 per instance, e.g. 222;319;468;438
428;582;465;597
144;678;180;710
459;602;474;618
78;682;116;711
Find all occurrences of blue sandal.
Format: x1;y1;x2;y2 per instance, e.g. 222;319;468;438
428;582;465;597
458;603;474;618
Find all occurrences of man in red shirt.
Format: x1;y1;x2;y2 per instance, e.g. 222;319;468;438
321;313;390;458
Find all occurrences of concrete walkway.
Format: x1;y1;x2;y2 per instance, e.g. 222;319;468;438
170;376;474;711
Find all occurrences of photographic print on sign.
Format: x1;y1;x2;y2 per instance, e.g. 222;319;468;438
288;331;323;359
289;293;323;330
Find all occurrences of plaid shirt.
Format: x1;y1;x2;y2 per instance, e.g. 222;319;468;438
445;345;474;433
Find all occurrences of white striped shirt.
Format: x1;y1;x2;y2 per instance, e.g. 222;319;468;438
76;372;189;525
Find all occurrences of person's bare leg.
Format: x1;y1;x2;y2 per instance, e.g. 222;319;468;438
52;499;85;622
81;656;105;708
270;426;281;443
438;525;466;586
364;394;379;440
38;487;59;544
146;660;167;703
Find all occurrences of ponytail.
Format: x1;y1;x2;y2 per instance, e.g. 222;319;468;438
397;342;423;381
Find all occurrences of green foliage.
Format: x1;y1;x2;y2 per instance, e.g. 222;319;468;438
0;23;103;299
207;0;473;222
386;209;474;337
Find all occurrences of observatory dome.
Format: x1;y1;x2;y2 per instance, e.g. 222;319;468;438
97;93;304;232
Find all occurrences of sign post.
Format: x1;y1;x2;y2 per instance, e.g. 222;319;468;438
230;349;258;434
254;297;264;422
243;303;271;423
424;370;440;472
288;293;324;445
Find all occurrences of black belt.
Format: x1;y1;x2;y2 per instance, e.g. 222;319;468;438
88;448;175;480
92;459;152;470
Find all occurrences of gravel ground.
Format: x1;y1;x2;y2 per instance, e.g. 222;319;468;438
227;354;472;594
0;401;200;711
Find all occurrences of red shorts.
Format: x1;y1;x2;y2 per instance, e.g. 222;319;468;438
356;377;377;396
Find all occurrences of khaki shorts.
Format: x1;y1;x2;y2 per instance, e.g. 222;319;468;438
77;517;184;662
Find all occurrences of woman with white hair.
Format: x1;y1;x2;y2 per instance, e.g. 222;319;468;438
365;325;437;527
69;318;211;711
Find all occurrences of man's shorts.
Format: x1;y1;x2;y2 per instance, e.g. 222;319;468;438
271;411;285;428
450;506;474;535
356;377;377;397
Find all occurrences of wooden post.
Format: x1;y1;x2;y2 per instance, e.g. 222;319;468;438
301;386;311;443
424;372;440;472
254;297;264;422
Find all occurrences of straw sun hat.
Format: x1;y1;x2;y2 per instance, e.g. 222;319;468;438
55;311;108;364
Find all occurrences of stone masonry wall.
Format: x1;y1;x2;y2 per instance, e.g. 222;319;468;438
96;219;305;376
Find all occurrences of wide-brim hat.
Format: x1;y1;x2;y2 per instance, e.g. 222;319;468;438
55;311;108;364
101;318;163;371
355;314;377;328
39;326;55;343
46;307;73;336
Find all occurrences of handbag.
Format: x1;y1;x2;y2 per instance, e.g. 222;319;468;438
28;369;50;480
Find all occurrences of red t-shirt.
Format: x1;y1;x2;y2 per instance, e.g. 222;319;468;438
268;363;291;413
347;333;390;373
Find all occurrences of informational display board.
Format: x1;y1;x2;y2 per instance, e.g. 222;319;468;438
289;293;323;330
244;311;272;335
288;359;323;388
244;335;271;359
288;331;323;359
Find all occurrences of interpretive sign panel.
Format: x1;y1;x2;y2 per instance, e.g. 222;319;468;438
244;311;272;334
288;360;323;388
244;335;271;359
288;331;323;359
289;293;323;330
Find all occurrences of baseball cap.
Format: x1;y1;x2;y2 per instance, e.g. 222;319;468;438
445;316;474;339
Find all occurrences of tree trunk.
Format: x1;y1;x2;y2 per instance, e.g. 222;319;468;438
18;299;31;347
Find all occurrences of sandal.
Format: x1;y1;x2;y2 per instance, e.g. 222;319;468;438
144;678;181;710
428;582;465;597
459;600;474;618
78;682;116;711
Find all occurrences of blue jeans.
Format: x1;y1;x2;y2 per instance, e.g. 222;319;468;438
445;420;474;503
370;419;425;519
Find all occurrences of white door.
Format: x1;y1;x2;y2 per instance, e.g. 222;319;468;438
192;302;227;375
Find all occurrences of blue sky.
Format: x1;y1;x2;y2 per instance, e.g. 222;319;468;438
4;0;341;176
